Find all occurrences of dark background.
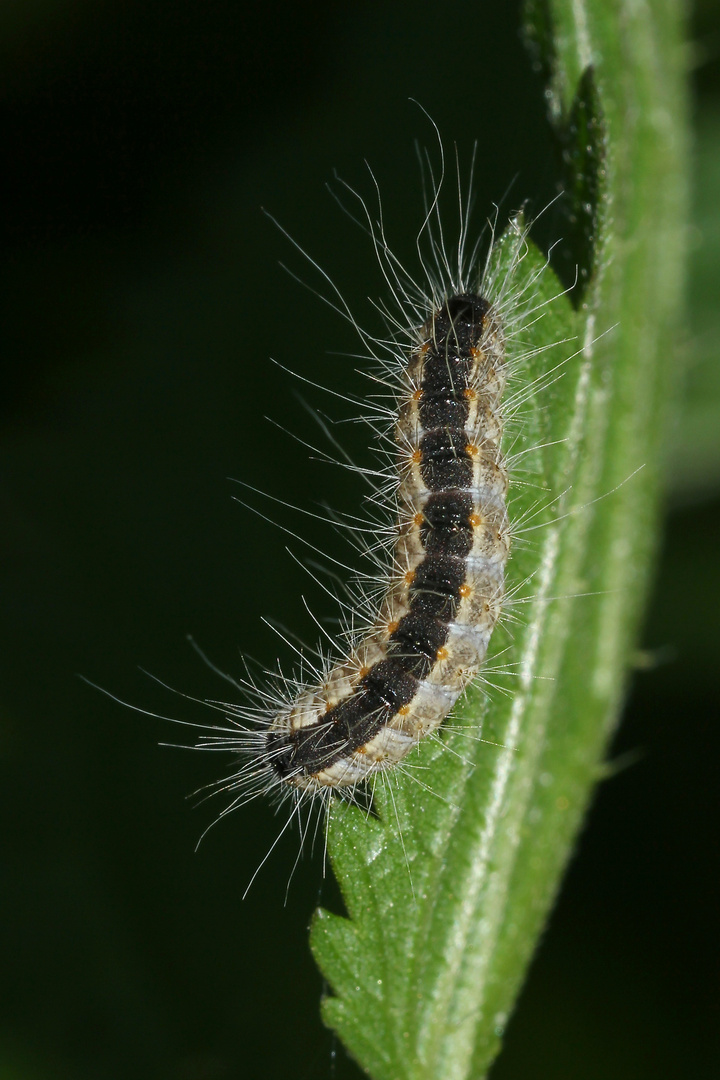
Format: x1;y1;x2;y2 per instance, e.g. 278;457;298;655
1;2;717;1078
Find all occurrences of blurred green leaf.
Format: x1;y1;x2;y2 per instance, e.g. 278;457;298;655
668;103;720;501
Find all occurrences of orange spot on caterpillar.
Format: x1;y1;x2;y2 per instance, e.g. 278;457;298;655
413;512;424;527
398;705;410;716
436;647;449;662
459;584;472;598
469;513;484;527
387;621;399;634
466;443;479;456
404;570;416;585
410;449;422;465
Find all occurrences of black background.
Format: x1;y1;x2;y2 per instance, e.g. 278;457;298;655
1;1;718;1078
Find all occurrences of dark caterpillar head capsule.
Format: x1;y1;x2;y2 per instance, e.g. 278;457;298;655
434;293;491;352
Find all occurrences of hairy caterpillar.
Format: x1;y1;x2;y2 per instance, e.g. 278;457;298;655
182;138;567;854
266;292;508;790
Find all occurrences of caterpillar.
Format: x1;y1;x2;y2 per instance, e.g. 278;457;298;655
266;292;508;791
186;141;563;844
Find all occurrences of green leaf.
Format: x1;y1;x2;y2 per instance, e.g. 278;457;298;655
310;2;689;1078
668;102;720;500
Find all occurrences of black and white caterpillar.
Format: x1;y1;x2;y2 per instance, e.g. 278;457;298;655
187;149;560;834
266;292;508;790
